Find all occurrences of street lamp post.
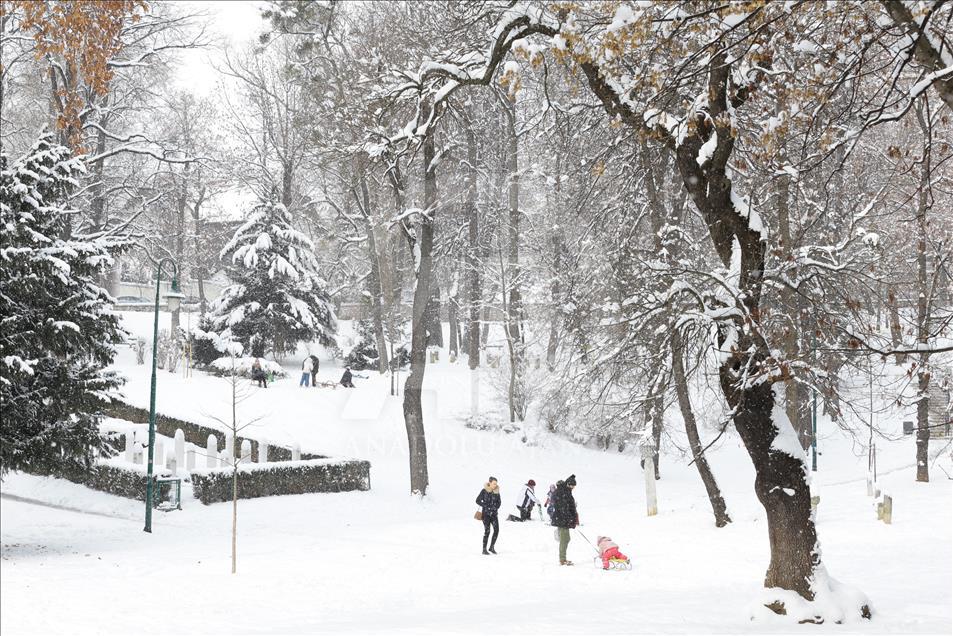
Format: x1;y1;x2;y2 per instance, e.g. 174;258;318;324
144;258;183;533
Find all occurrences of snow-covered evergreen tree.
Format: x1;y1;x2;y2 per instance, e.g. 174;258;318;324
0;133;127;475
209;198;335;358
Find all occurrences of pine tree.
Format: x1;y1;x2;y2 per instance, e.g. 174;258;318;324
0;133;127;475
209;198;335;358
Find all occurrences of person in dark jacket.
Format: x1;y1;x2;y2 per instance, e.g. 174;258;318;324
475;476;501;555
551;474;578;565
340;366;355;388
309;355;320;386
251;358;267;388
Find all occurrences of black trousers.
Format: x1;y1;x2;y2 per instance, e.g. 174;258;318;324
482;514;499;550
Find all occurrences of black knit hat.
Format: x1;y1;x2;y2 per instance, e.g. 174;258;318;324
566;474;577;487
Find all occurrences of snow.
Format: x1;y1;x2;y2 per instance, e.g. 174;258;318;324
0;315;950;634
608;4;637;32
696;130;717;167
731;188;765;241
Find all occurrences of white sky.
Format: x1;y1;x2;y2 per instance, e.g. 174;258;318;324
174;0;266;97
173;1;267;219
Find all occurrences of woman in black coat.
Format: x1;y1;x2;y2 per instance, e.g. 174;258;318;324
475;477;501;555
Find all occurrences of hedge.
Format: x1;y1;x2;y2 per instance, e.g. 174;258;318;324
190;458;371;505
104;400;324;462
26;458;171;502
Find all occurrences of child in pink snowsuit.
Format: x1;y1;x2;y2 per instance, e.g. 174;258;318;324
597;536;628;569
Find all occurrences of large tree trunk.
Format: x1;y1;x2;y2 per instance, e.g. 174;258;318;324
281;160;293;210
660;52;856;611
914;102;932;482
546;146;563;371
886;285;905;365
401;118;437;496
465;125;482;370
641;142;668;479
502;92;525;420
190;185;208;316
171;162;189;335
729;381;819;601
672;332;731;527
448;268;460;358
357;160;389;373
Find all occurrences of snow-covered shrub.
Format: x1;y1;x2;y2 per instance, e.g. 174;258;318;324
208;356;286;379
465;410;521;434
186;316;223;367
0;133;128;476
342;319;380;370
342;319;410;371
190;458;371;504
209;198;336;359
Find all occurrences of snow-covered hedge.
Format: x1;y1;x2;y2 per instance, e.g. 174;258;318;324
27;457;171;501
208;356;287;378
104;401;319;463
190;458;371;505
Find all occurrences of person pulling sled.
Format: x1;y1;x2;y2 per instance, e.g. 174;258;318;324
550;475;579;565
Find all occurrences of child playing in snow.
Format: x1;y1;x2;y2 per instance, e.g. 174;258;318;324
596;536;629;570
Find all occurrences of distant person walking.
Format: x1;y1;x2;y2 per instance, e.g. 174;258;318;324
551;474;578;565
340;366;355;388
309;354;320;386
300;356;314;387
251;358;267;388
475;477;501;555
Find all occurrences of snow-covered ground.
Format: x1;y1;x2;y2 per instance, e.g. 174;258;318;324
1;314;950;634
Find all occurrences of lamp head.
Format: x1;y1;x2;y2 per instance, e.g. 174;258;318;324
165;276;185;312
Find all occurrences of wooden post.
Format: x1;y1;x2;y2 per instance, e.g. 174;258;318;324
258;439;269;463
882;495;892;524
224;433;234;461
292;443;301;461
240;439;252;464
186;448;196;471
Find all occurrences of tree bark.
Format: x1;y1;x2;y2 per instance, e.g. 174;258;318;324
914;101;932;482
190;184;208;316
357;159;389;373
886;285;905;364
448;268;460;358
502;92;525;420
882;1;953;111
401;113;437;496
465;125;482;370
672;332;731;527
665;54;836;608
171;161;190;335
546;144;563;371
